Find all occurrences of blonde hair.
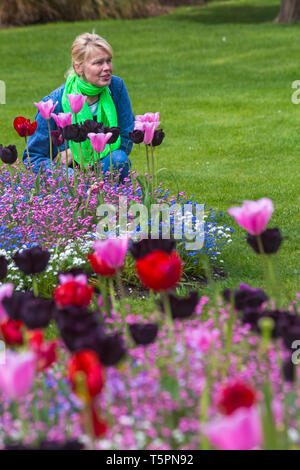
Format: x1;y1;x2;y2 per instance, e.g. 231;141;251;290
65;32;113;78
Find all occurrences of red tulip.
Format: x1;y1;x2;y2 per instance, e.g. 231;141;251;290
136;250;183;291
0;318;23;346
13;117;37;138
88;253;116;277
217;381;257;416
68;350;104;400
54;274;93;308
29;330;57;372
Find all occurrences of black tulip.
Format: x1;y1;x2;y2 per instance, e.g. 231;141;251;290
103;126;120;144
160;291;199;319
0;144;18;164
21;297;54;329
130;238;176;260
51;129;64;147
96;333;126;366
2;291;34;321
242;308;296;340
223;287;268;311
246;228;283;254
12;246;50;275
0;255;8;280
62;123;88;142
54;305;106;352
83;119;104;134
129;130;144;144
129;323;159;345
151;129;165;147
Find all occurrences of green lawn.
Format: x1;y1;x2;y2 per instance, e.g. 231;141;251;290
0;0;299;303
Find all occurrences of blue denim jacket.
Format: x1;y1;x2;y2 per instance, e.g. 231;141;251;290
23;76;135;173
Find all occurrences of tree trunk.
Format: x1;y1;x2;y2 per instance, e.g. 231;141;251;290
274;0;300;23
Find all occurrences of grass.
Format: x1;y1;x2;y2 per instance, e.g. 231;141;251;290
0;0;299;303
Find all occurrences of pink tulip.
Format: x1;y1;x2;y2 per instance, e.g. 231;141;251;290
34;99;58;120
136;112;160;123
142;122;160;145
67;94;87;114
88;132;112;153
228;198;274;235
0;283;14;322
93;237;129;270
134;120;146;131
50;112;73;128
204;406;262;450
0;350;36;400
58;273;87;286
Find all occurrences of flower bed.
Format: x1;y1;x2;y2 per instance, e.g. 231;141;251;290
2;104;297;451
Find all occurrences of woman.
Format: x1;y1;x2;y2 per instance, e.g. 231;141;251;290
23;32;135;182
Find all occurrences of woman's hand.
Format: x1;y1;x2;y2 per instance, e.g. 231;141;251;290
54;148;73;166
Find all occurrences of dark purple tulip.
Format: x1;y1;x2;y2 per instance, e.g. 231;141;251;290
2;291;34;321
160;291;199;319
223;286;268;311
0;144;18;164
62;123;88;142
0;255;8;280
130;238;176;260
21;297;54;329
129;323;158;345
151;129;165;147
12;246;50;275
246;228;283;254
242;308;297;340
51;129;64;147
103;126;120;144
83;119;104;134
96;333;126;366
129;130;144;144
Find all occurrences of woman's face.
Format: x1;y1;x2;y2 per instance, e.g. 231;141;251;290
78;47;113;88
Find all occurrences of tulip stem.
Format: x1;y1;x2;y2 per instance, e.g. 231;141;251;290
24;137;35;178
47;120;53;167
150;143;155;201
256;235;278;306
97;153;103;182
64;139;70;184
108;278;117;312
145;145;151;196
32;275;39;297
199;372;211;450
109;144;113;186
161;292;175;345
